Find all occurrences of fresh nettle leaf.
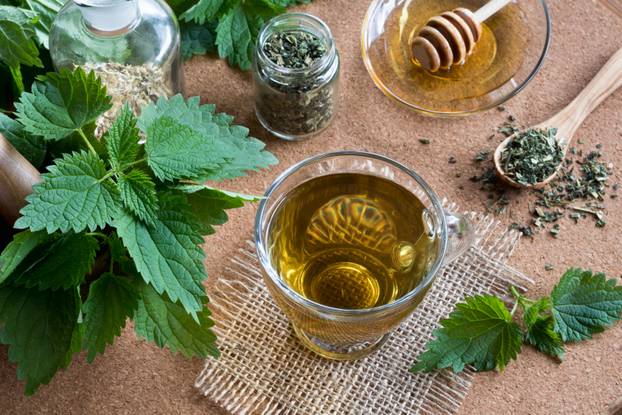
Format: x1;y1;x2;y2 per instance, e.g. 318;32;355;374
551;268;622;342
411;295;522;373
177;183;259;233
0;230;49;284
8;233;98;290
215;4;254;70
0;74;276;395
117;169;159;226
524;315;565;361
0;285;80;395
133;282;218;358
515;293;565;360
180;0;224;25
138;95;277;181
114;197;208;317
82;273;139;362
15;150;120;233
0;113;46;168
0;6;43;89
104;104;141;172
178;0;309;70
15;67;111;141
23;0;65;48
415;268;622;375
144;116;228;182
181;20;217;60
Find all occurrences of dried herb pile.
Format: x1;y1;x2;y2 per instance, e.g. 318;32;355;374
500;128;564;185
263;30;326;69
468;113;617;237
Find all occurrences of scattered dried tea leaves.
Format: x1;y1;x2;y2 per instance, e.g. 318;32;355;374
500;128;564;185
469;116;616;237
263;30;326;69
474;150;489;162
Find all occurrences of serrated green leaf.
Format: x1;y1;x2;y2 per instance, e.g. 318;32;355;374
551;268;622;342
134;281;218;358
118;169;159;225
0;285;79;395
144;116;228;182
180;0;224;24
138;95;277;181
114;198;208;317
524;317;565;360
215;4;253;70
411;295;522;373
177;184;259;232
15;68;111;141
82;273;139;362
104;104;141;171
15;151;120;233
199;122;277;181
0;230;49;284
0;113;46;167
63;322;84;368
175;0;311;69
0;6;43;70
8;233;98;290
181;21;217;60
517;296;565;360
24;0;64;48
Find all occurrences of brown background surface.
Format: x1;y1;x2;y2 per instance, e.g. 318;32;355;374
2;0;622;413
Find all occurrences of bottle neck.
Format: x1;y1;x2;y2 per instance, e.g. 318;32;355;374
74;0;140;33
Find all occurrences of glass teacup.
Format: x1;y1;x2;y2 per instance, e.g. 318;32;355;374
255;151;473;360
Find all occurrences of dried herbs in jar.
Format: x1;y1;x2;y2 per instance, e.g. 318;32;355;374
253;13;339;141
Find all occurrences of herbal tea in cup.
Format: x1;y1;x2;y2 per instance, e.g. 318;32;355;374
269;173;438;310
255;152;473;360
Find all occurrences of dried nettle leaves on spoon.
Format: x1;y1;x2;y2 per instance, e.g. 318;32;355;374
501;128;564;185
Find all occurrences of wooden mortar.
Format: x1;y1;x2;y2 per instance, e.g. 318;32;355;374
0;134;40;225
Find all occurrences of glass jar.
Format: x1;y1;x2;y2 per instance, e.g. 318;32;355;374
253;13;340;141
49;0;183;136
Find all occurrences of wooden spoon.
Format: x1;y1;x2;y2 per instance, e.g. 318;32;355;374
0;134;40;224
411;0;512;72
494;47;622;189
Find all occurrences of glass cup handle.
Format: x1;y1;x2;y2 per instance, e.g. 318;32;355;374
442;210;475;265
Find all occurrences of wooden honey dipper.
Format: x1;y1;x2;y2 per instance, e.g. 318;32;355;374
410;0;513;72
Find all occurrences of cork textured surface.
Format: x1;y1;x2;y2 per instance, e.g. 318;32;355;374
1;0;621;413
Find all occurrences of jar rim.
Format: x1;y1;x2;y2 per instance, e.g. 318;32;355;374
256;12;337;76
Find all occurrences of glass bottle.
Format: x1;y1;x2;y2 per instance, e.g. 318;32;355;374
49;0;183;136
253;13;340;141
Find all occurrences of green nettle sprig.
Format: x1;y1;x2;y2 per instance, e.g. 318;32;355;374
177;0;313;68
412;268;622;373
0;67;277;395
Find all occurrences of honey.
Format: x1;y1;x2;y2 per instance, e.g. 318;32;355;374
365;0;528;113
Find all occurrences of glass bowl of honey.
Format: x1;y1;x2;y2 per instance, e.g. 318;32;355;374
361;0;551;116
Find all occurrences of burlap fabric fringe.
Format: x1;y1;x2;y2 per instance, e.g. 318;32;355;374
195;202;534;415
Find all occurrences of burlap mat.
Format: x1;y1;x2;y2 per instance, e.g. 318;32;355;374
195;202;534;415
